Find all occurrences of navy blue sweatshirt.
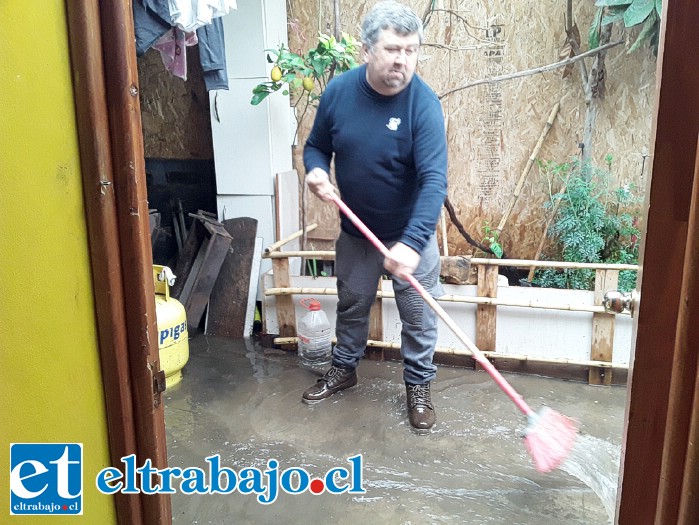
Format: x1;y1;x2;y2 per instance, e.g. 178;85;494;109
303;64;448;253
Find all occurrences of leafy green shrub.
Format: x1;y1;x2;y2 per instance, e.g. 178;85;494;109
535;156;641;291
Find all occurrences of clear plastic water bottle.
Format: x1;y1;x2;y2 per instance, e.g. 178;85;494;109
297;298;332;374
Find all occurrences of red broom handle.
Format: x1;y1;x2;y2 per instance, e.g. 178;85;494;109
330;194;534;417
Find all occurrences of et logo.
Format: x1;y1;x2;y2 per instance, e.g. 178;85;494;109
10;443;83;515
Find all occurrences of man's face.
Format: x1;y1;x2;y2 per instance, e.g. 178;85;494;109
363;28;420;96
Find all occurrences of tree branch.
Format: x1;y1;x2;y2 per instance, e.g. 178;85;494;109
565;0;588;84
428;8;491;34
421;6;494;45
443;197;493;254
443;197;521;283
587;23;613;100
422;41;504;52
438;40;623;99
333;0;340;40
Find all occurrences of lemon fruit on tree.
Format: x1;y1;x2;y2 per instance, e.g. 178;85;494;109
302;77;315;92
250;33;359;107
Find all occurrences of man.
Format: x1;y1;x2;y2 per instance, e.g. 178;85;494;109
302;0;448;431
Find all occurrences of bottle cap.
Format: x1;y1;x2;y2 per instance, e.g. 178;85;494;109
300;298;321;311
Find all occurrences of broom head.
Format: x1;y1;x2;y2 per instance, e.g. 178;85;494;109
524;406;578;473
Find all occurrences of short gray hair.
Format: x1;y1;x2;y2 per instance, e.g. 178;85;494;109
361;1;424;50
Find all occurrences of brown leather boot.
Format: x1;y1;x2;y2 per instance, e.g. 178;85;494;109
406;382;436;431
302;365;357;404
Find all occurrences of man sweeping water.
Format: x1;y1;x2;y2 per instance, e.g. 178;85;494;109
302;0;448;432
302;2;578;471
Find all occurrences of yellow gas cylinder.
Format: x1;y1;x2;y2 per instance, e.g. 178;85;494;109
153;265;189;388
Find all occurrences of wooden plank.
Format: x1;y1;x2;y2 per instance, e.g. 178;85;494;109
206;217;258;338
275;170;302;275
244;237;263;338
476;265;498;354
275;170;300;242
171;220;205;298
589;269;619;385
172;217;233;331
182;220;232;330
178;237;208;307
272;258;297;348
439;207;449;256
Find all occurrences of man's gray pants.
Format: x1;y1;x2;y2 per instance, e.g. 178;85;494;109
332;231;444;385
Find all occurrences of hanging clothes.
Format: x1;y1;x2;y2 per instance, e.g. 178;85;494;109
133;0;172;57
132;0;230;90
168;0;237;33
152;28;198;81
197;17;228;91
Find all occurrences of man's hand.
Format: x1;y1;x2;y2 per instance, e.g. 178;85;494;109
383;242;420;281
305;168;338;202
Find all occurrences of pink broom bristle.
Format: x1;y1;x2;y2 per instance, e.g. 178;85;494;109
524;407;579;473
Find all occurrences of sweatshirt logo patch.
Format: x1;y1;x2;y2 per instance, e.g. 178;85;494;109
386;118;402;131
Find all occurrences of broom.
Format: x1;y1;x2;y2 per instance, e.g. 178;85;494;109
330;193;578;473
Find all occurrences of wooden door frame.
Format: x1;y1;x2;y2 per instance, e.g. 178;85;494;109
65;1;170;523
616;0;699;522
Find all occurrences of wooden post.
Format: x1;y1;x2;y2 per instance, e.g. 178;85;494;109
366;278;384;361
272;258;297;349
439;207;449;256
476;265;498;359
98;0;171;521
265;223;317;253
589;269;619;385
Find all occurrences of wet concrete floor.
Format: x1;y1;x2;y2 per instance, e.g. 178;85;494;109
164;334;627;524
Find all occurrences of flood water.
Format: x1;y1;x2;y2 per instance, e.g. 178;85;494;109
164;335;626;524
561;435;622;521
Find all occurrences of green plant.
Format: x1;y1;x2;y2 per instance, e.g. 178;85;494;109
250;33;359;134
590;0;663;55
535;156;641;291
480;221;503;258
251;33;358;144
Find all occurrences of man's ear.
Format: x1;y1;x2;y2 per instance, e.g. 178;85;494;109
361;44;371;62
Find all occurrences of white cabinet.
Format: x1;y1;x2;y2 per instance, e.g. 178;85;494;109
222;0;267;78
211;80;274;195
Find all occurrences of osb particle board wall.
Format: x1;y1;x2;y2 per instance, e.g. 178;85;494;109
137;45;214;160
288;0;657;259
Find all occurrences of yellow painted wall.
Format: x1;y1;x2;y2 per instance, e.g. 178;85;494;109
0;1;117;522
